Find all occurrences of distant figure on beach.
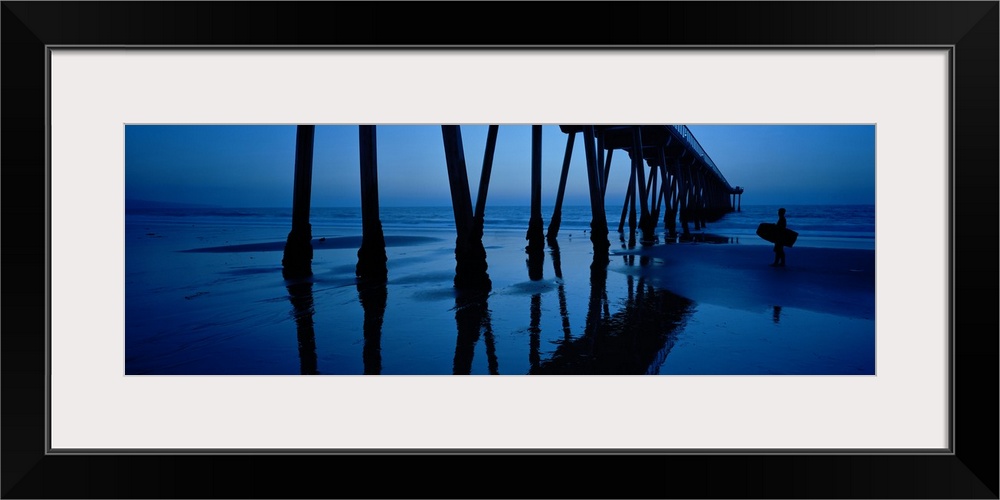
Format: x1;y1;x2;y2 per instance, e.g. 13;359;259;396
771;208;787;267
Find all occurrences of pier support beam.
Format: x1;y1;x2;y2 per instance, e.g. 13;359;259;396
526;125;545;253
602;144;614;198
696;167;707;228
678;156;691;235
473;125;499;236
629;173;638;246
665;168;678;237
654;147;669;229
583;126;610;253
442;126;491;290
631;127;655;244
618;163;636;235
282;125;316;279
649;162;660;225
547;129;575;243
692;168;701;227
356;125;388;282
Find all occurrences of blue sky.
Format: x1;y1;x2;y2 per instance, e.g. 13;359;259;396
125;124;875;208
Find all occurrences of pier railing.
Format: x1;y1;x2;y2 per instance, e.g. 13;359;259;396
667;125;735;192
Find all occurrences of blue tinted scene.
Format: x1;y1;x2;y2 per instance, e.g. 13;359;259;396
125;125;875;375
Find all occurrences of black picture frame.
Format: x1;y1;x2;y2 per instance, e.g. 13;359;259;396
3;2;997;498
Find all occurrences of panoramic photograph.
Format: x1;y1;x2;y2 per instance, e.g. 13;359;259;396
124;124;876;375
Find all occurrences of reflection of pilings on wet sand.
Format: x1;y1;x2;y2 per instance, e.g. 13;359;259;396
549;241;573;342
357;278;387;375
579;253;610;371
483;314;498;376
529;293;542;372
286;280;318;375
452;290;498;375
557;282;572;342
548;240;564;279
531;258;694;375
526;245;545;282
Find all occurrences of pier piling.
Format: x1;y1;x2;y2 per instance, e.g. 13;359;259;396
356;125;388;282
473;125;499;236
526;125;545;253
630;127;656;245
284;124;742;287
547;129;576;243
281;125;316;279
442;125;491;290
582;126;610;252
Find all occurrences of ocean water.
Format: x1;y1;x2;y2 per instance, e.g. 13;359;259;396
124;204;875;375
125;204;875;249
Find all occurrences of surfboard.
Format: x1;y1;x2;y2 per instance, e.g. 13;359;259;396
756;223;798;247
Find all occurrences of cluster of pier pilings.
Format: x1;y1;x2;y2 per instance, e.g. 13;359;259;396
555;125;744;247
280;125;742;289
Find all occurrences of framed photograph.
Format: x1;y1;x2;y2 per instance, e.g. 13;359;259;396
4;2;997;498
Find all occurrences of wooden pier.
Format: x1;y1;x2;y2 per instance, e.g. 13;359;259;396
281;125;743;288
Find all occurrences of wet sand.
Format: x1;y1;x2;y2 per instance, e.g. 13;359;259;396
620;243;876;320
125;220;876;375
618;242;876;374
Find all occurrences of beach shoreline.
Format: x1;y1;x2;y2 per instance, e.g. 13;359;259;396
617;242;876;320
125;214;876;375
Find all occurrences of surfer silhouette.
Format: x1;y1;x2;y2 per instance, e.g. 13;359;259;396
771;208;787;267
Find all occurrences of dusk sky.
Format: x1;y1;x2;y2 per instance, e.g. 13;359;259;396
125;124;875;209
